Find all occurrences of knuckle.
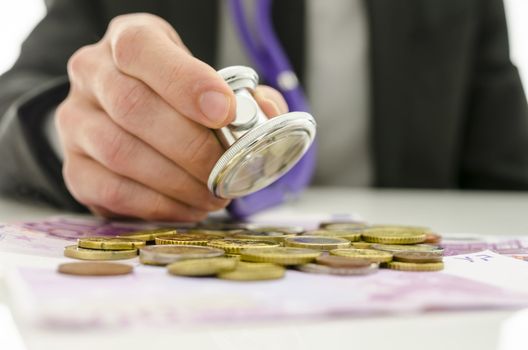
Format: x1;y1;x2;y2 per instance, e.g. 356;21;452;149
62;157;87;205
67;44;95;80
111;24;148;70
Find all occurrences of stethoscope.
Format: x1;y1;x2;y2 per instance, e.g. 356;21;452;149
207;0;317;218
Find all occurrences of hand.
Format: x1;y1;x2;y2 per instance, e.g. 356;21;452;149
56;13;288;221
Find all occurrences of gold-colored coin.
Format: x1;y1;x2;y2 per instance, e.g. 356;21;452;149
370;243;443;254
64;245;138;260
225;254;242;260
167;257;237;276
303;229;362;242
139;245;224;266
385;261;444;272
350;241;373;249
186;229;242;238
116;228;178;242
207;239;280;254
78;237;146;250
392;251;443;263
246;225;305;235
240;247;322;265
155;233;217;246
217;262;285;281
233;230;296;242
284;236;351;251
360;228;427;244
319;221;368;230
330;248;393;263
58;262;133;276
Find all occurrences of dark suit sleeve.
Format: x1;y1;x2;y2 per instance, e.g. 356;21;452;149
460;0;528;189
0;0;104;209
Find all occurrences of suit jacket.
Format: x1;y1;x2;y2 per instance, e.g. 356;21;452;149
0;0;527;211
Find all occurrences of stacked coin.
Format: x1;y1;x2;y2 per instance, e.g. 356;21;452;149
64;236;146;261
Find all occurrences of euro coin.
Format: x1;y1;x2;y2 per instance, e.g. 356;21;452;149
78;237;146;250
167;257;237;276
139;245;224;266
350;241;373;249
371;243;444;254
240;247;322;265
424;232;442;244
58;262;133;276
246;224;305;235
297;263;378;276
315;255;374;268
207;239;280;254
360;228;427;244
370;224;432;232
319;221;368;230
116;228;178;242
155;233;217;246
284;236;351;251
64;245;138;260
303;229;361;242
330;248;393;263
233;230;296;242
386;261;444;272
218;262;285;281
392;251;443;263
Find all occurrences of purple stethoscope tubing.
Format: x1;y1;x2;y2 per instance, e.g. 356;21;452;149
227;0;317;219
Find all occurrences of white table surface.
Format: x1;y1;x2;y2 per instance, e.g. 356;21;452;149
1;188;528;350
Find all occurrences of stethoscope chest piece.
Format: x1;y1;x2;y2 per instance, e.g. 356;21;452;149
208;66;316;199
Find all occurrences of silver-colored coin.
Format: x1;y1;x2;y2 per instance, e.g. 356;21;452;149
139;245;224;266
297;263;378;276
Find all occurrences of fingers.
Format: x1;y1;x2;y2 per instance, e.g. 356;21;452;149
56;100;229;212
107;14;235;128
63;153;209;222
254;85;289;117
67;44;225;184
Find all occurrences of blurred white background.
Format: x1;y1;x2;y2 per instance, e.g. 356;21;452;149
0;0;526;97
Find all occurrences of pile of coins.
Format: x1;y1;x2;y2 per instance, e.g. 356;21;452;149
59;222;445;281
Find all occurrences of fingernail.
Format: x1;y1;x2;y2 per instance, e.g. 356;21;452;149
199;91;230;124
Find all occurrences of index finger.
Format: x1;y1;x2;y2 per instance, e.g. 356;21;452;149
108;19;236;129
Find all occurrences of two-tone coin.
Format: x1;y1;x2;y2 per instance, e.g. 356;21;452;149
218;262;285;281
207;239;280;254
284;236;351;251
139;245;224;266
330;248;393;263
392;251;443;263
297;263;378;276
385;261;444;272
240;247;322;265
58;262;133;276
167;257;237;276
78;237;146;250
370;243;444;254
64;245;138;260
